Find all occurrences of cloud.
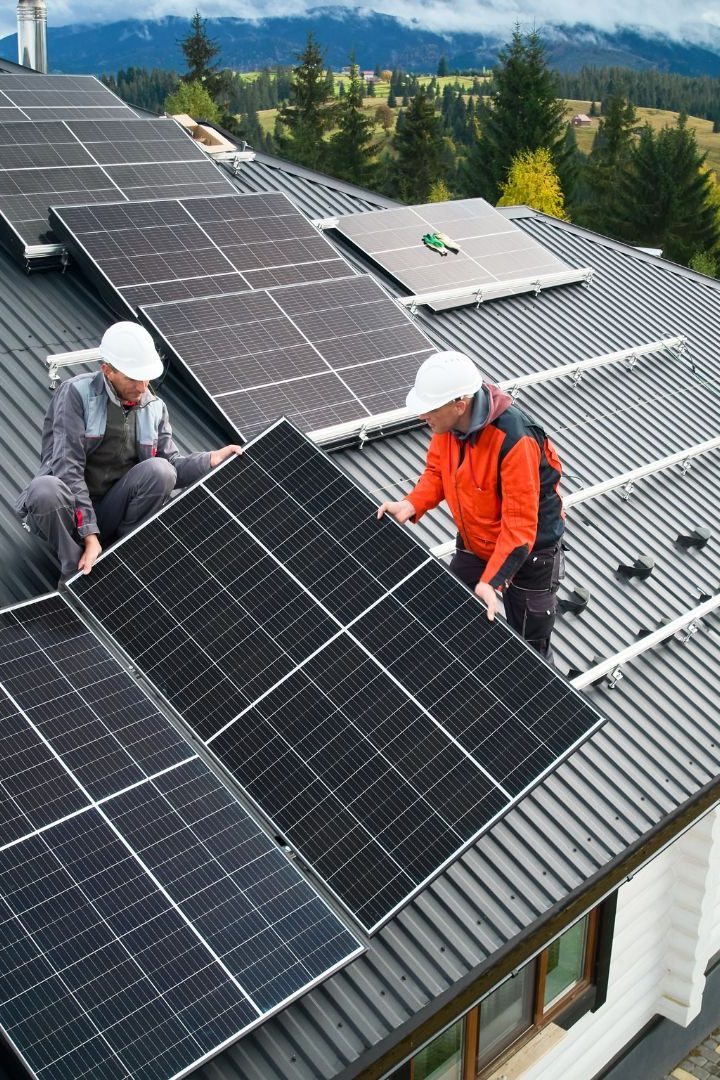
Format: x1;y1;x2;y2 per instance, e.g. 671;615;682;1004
1;0;719;48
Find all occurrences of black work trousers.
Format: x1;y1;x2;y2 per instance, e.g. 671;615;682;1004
449;541;565;661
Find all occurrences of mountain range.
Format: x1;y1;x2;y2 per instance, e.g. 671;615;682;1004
3;9;720;77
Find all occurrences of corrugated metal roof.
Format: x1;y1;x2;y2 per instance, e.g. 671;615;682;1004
0;142;718;1080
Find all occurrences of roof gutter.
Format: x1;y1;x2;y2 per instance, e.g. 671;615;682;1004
341;777;720;1080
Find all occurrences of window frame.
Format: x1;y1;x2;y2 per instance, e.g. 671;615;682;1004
401;904;607;1080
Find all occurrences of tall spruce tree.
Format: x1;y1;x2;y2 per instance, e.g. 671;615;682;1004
464;27;568;202
612;116;720;264
575;93;636;230
328;62;378;187
179;11;220;93
277;33;333;169
389;92;446;203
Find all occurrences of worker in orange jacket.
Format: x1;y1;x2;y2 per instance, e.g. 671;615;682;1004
378;351;565;659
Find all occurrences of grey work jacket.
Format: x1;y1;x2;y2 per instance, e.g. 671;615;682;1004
16;370;211;538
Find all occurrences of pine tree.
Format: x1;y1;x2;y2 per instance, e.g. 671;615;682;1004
497;147;569;220
165;79;220;122
387;88;397;108
437;56;449;77
612;116;720;264
575;94;636;231
178;11;221;93
389;92;446;203
328;62;378;187
277;33;333;169
464;27;568;202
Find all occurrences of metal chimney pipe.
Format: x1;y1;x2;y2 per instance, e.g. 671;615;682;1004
17;0;48;74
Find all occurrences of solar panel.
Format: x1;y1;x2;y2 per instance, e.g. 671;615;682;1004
70;420;607;932
333;198;573;310
141;274;435;439
0;594;361;1079
0;74;135;119
0;118;235;252
50;192;353;314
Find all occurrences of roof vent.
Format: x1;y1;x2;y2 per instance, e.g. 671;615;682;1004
676;526;711;550
558;586;590;615
617;555;654;581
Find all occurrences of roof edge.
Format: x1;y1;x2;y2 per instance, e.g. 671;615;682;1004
339;776;720;1080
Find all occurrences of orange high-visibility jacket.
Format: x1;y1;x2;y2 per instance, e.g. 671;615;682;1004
407;385;565;588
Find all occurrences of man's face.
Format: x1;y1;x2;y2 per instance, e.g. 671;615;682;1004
417;398;468;434
101;363;149;404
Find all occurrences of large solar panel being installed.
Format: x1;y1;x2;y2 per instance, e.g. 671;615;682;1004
141;274;435;439
49;192;351;310
0;118;234;252
71;420;606;932
333;198;574;309
0;594;361;1079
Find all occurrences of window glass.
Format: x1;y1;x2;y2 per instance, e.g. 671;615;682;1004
476;962;534;1068
543;915;589;1011
413;1018;464;1080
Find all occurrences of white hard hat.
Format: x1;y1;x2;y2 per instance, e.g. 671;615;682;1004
100;322;163;381
406;351;483;413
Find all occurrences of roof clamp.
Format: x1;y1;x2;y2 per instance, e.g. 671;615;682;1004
532;279;541;295
473;287;485;306
358;423;369;449
606;665;624;689
60;247;69;273
620;480;634;501
47;358;59;390
570;367;583;387
508;383;521;401
678;620;700;644
680;457;692;476
626;352;638;371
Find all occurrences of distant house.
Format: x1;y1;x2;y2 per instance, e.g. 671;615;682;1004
572;113;593;125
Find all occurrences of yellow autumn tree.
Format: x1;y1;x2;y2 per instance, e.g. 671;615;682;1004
497;146;569;221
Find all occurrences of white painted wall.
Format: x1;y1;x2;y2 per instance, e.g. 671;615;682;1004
517;806;720;1080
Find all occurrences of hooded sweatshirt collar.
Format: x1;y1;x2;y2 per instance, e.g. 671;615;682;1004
453;383;514;442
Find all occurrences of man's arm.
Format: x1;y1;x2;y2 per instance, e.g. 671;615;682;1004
154;403;242;485
377;436;445;523
48;381;100;540
480;436;541;589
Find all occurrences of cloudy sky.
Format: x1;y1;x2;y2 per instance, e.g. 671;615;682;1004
2;0;719;45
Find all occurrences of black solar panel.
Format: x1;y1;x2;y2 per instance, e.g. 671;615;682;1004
50;192;352;312
0;118;236;252
0;594;361;1077
71;421;606;932
334;198;571;310
141;274;435;439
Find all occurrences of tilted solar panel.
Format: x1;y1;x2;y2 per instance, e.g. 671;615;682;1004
0;594;361;1079
141;274;435;439
49;192;352;312
70;420;607;932
0;73;134;117
0;118;235;254
333;198;575;310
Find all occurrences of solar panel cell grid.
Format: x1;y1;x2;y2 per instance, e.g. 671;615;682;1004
49;191;350;311
334;197;572;309
0;593;361;1077
71;421;606;930
141;273;434;439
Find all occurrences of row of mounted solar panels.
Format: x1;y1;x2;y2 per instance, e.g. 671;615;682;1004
0;114;237;252
0;421;605;1079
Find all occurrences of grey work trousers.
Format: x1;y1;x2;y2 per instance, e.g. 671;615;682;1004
449;542;565;661
22;458;177;578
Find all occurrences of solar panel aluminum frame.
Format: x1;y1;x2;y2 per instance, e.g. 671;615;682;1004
66;417;609;934
0;589;365;1080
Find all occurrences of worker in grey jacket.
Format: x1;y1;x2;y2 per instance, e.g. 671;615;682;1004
16;321;242;580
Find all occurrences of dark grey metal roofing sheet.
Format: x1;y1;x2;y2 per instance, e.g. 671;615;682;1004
0;140;718;1080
